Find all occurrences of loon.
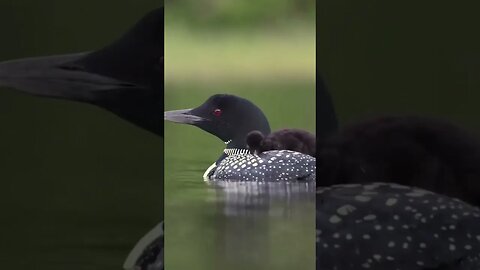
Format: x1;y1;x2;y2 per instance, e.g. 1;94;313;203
164;94;316;182
0;8;163;136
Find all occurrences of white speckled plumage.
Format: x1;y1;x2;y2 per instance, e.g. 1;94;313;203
317;183;480;269
209;150;316;182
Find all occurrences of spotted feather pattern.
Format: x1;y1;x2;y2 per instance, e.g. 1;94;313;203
211;150;315;182
316;183;480;269
124;222;163;270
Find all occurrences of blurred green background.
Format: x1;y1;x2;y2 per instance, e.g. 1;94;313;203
317;1;480;133
165;0;315;84
0;2;161;270
165;0;315;270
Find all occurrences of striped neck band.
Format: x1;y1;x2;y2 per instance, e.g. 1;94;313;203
223;148;250;156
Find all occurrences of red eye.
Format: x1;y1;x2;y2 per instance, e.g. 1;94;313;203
213;108;222;117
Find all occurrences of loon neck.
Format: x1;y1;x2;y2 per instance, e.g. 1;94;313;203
215;143;250;165
214;147;249;168
223;148;250;156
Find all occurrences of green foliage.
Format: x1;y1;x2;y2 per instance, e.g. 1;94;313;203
166;0;315;29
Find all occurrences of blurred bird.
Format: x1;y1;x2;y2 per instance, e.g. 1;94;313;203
0;7;164;270
0;8;163;135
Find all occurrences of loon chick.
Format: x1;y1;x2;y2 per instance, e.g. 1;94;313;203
317;182;480;269
164;94;316;182
317;116;480;206
246;129;316;157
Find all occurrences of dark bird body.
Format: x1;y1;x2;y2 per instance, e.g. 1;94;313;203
315;74;480;269
317;183;480;270
317;116;480;206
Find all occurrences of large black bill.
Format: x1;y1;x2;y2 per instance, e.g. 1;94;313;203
0;53;138;102
164;109;205;124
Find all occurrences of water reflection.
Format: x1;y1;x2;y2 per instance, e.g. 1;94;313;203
208;181;315;217
207;181;315;270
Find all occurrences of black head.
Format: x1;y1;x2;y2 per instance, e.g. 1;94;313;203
164;94;271;148
65;7;164;135
0;8;164;136
246;130;265;153
77;7;163;91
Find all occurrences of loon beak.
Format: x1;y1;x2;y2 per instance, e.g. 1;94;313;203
164;109;205;124
0;53;139;102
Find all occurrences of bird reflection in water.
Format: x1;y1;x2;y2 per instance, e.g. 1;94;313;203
209;181;315;216
206;181;315;269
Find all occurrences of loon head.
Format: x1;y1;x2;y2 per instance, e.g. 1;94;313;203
0;7;163;136
77;7;163;91
164;94;271;148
